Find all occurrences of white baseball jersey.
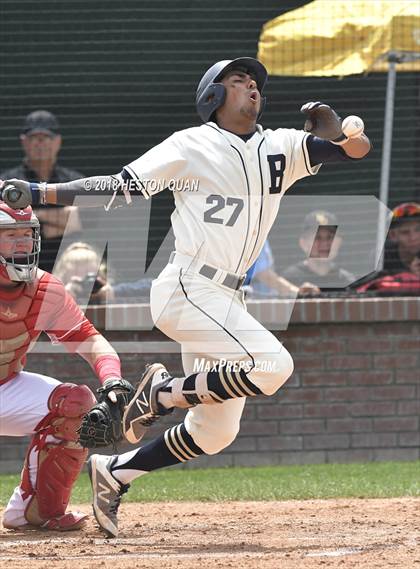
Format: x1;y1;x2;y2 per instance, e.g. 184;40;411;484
124;123;320;275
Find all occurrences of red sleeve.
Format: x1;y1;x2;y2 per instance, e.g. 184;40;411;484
35;273;99;350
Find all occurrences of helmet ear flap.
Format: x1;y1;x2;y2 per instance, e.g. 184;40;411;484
196;83;226;123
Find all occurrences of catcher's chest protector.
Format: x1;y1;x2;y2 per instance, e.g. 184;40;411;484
0;271;58;382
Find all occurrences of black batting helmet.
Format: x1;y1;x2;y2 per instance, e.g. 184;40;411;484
195;57;268;123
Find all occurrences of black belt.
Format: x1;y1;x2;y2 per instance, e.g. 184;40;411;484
169;252;245;291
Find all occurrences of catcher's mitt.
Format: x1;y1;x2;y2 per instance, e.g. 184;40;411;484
78;378;135;448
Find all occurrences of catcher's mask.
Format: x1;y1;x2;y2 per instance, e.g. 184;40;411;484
0;201;40;283
195;57;268;123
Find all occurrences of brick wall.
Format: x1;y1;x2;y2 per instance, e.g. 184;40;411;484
1;298;419;473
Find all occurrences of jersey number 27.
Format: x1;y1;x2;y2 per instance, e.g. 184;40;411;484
204;195;244;226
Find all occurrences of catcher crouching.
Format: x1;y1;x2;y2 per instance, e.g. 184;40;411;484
0;201;133;531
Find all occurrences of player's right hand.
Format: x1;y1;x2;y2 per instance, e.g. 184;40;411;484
1;179;32;209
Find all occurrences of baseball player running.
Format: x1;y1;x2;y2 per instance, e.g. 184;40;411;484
1;57;371;537
0;200;130;531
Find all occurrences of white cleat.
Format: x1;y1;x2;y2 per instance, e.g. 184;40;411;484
88;454;130;538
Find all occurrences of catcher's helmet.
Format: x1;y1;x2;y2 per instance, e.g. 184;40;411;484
0;201;40;283
196;57;268;123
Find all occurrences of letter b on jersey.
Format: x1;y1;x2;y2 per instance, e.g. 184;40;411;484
268;154;286;194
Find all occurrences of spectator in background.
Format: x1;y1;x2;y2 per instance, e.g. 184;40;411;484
54;242;113;304
0;110;83;273
384;202;420;274
356;203;420;295
245;241;320;297
283;210;355;290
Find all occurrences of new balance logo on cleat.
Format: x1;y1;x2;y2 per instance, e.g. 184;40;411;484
135;392;149;415
98;482;112;505
123;363;173;444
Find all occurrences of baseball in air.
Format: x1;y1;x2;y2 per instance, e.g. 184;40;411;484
342;116;364;138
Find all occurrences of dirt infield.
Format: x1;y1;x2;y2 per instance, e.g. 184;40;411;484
0;498;419;569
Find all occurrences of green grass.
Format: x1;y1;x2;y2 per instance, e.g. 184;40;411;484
1;461;419;506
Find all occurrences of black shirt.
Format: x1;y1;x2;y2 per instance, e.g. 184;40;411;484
283;261;355;289
383;241;411;274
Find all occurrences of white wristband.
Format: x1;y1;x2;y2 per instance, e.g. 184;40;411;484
39;182;48;205
331;133;348;146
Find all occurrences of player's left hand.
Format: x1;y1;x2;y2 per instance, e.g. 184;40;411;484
78;378;135;448
0;179;32;209
300;102;343;142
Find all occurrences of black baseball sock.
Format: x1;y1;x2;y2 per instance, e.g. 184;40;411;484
111;423;204;484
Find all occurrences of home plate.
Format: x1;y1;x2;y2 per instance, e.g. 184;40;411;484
306;548;363;557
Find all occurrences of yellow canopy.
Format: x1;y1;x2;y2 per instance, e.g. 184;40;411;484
258;0;420;76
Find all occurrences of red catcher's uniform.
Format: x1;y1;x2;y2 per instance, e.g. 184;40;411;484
0;269;98;384
0;269;99;530
0;201;103;531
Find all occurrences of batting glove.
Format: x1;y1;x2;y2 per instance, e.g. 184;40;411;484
1;179;33;209
300;101;347;145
